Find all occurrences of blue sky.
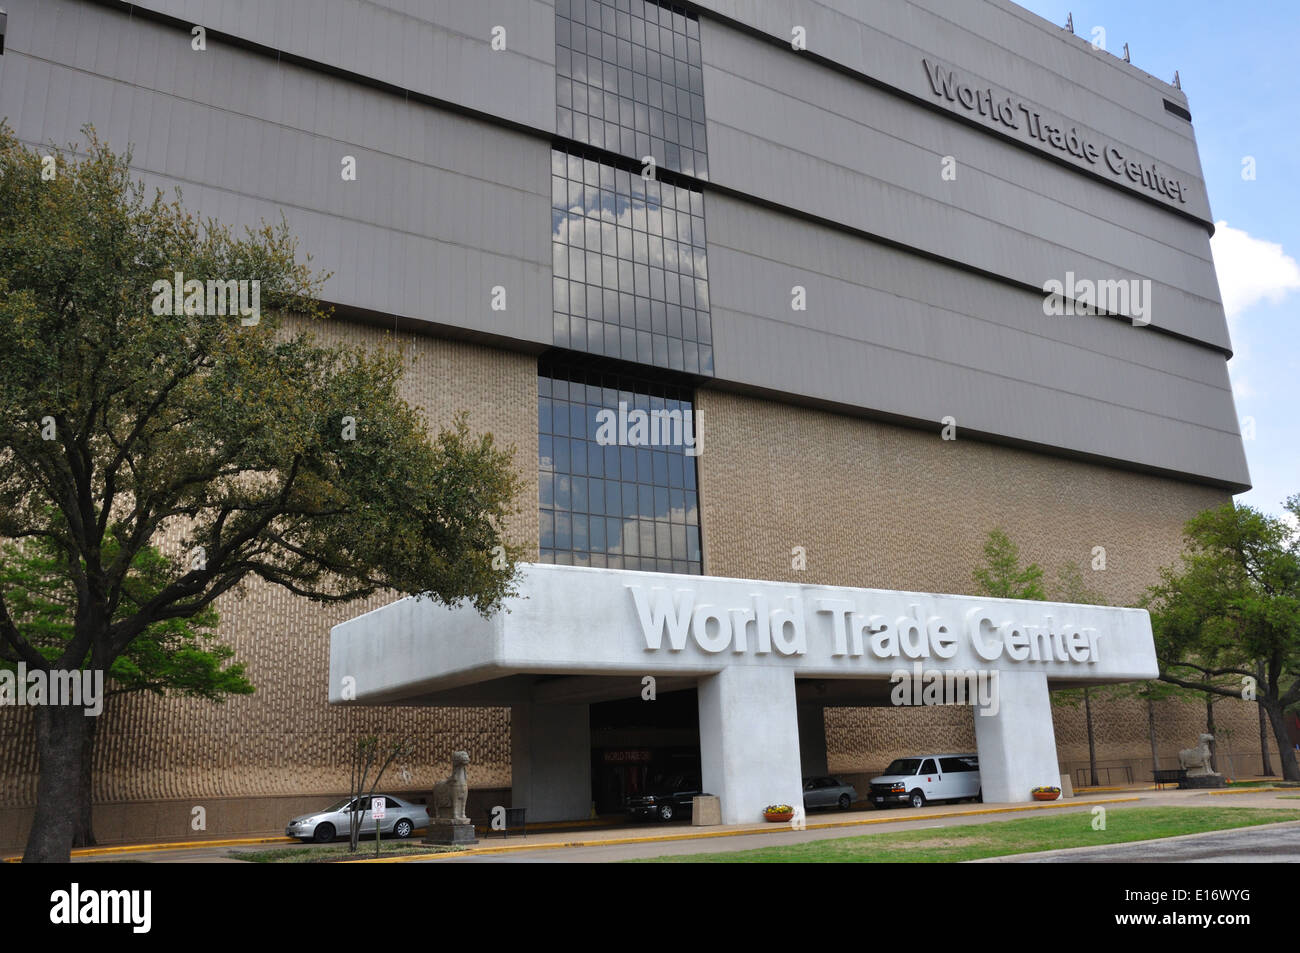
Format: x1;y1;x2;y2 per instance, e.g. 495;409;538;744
1020;0;1300;521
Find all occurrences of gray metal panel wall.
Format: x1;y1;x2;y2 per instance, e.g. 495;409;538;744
0;0;553;344
691;0;1210;221
705;193;1250;489
0;0;1248;488
111;0;558;132
698;17;1231;352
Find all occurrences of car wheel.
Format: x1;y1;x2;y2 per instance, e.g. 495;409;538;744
393;818;413;839
909;790;926;809
838;794;852;810
657;803;674;822
312;822;336;844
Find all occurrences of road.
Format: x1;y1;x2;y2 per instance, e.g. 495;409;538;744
420;805;1110;862
983;821;1300;863
51;789;1297;863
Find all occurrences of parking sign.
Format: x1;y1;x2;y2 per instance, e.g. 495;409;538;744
371;797;386;820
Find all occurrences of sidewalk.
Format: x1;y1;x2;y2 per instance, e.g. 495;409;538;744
347;795;1142;863
3;793;1134;863
348;786;1300;863
11;784;1296;863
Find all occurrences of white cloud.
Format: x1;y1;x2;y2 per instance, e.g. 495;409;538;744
1210;221;1300;320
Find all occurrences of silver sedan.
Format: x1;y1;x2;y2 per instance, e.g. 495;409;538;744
286;794;430;843
802;776;859;811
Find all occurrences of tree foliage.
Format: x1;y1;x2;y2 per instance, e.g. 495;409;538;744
1147;498;1300;780
0;124;524;861
0;533;250;700
971;528;1046;601
346;735;415;852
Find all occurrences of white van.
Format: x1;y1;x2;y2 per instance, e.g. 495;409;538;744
868;754;981;808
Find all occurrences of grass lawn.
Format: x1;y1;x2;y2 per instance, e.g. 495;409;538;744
1226;779;1300;787
634;807;1300;863
231;841;460;863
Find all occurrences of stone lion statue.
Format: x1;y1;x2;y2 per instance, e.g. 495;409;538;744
1178;733;1217;777
432;750;470;820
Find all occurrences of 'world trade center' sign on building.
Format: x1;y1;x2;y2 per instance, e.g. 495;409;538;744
330;564;1156;824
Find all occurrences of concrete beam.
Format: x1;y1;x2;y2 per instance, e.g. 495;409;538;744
698;666;804;825
510;702;591;822
530;674;697;705
973;669;1061;802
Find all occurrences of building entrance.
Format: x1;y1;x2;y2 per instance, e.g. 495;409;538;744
590;688;701;814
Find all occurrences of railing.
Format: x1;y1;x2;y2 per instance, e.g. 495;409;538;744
1073;764;1134;788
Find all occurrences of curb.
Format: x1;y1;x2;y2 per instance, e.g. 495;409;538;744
342;796;1143;863
0;815;625;862
3;834;298;862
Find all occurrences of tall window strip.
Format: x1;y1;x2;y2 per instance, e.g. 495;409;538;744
539;359;702;575
551;147;713;375
555;0;708;178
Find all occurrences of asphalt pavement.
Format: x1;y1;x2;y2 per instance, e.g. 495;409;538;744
42;787;1299;864
979;820;1300;863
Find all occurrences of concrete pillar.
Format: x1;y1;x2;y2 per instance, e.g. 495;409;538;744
797;702;828;777
698;666;803;825
973;669;1061;802
510;702;591;822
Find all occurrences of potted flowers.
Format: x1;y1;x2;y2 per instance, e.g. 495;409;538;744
1032;785;1061;801
763;804;795;822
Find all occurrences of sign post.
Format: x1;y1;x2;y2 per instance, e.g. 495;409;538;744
372;796;386;859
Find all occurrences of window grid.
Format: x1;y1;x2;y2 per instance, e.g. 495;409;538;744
552;147;713;375
539;360;702;575
555;0;708;179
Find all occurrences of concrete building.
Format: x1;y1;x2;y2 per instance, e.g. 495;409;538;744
0;0;1275;845
332;564;1161;822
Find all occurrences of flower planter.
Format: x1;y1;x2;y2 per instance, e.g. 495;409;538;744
763;804;795;822
1031;789;1061;801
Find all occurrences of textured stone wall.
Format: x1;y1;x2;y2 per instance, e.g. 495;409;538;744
0;316;537;822
1;343;1278;851
693;388;1279;782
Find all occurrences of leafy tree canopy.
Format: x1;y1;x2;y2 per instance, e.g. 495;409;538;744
1147;497;1300;780
972;528;1046;601
0;123;524;861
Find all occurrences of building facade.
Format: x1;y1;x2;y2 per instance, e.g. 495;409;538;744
0;0;1273;846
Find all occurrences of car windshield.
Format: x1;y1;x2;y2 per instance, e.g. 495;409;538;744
883;759;923;776
322;798;352;812
647;774;693;793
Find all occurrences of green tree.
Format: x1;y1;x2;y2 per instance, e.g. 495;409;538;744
1147;498;1300;781
1047;565;1231;785
0;126;524;861
1101;677;1188;778
346;735;415;853
971;529;1046;601
0;534;254;846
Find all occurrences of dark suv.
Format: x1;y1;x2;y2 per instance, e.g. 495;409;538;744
625;774;706;822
